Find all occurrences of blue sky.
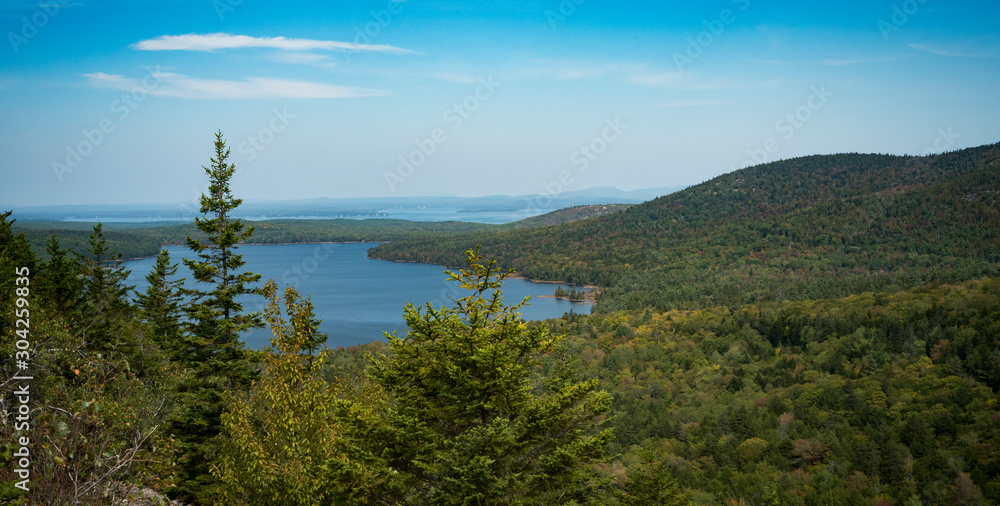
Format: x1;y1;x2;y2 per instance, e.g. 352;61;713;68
1;0;998;207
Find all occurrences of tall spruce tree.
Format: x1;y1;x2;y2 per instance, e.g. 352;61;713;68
182;130;263;367
371;247;614;504
170;131;263;504
79;223;134;345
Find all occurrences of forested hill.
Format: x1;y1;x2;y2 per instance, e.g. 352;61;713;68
369;143;1000;312
499;204;633;229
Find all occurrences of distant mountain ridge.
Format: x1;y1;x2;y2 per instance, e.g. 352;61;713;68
12;203;632;262
370;143;1000;311
9;186;685;222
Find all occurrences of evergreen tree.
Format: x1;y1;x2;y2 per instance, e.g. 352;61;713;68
135;249;185;355
371;247;613;505
181;130;263;368
170;131;263;503
614;451;692;505
79;223;134;345
37;234;83;316
0;211;36;337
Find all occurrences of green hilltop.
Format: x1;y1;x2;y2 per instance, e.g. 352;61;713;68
370;143;1000;312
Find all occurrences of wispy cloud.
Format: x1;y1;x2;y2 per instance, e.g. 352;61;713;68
85;70;389;99
132;33;415;54
909;43;995;58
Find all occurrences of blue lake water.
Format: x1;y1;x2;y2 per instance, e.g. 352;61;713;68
124;243;590;350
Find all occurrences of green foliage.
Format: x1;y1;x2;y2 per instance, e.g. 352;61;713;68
213;280;386;505
6;142;1000;504
546;277;1000;504
135;249;186;355
615;450;692;505
36;235;83;315
371;144;1000;312
2;212;175;504
372;248;614;505
0;210;36;337
182;131;264;361
79;223;135;346
170;131;264;503
20;312;176;504
556;286;588;301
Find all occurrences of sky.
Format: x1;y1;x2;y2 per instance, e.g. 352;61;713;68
1;0;998;207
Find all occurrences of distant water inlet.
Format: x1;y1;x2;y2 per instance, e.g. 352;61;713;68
124;243;591;350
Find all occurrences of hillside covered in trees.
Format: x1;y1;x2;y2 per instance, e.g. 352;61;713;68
370;144;1000;313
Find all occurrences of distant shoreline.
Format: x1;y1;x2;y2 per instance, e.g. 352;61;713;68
122;240;382;262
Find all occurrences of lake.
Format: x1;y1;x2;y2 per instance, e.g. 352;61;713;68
124;243;590;350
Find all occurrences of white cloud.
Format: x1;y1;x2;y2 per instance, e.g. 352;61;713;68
132;33;415;54
85;70;389;99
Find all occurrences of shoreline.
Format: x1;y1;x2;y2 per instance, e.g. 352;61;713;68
535;294;595;304
126;244;602;306
371;257;599;290
123;240;383;262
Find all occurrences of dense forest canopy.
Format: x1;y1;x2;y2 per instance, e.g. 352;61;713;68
370;144;1000;313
